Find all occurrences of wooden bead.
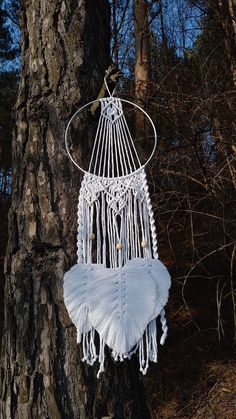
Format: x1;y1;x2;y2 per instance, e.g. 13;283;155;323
88;233;95;240
141;240;147;248
116;242;123;250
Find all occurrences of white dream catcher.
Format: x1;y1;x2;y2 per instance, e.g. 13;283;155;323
63;79;171;378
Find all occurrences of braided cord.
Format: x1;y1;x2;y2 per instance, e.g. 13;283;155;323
142;170;168;343
141;171;158;259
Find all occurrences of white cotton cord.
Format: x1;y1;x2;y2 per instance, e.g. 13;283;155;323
138;199;145;246
82;332;88;362
92;118;102;174
133;196;141;258
112;350;119;361
82;329;97;365
97;338;105;378
104;75;113;97
107;122;111;177
144;199;152;259
111;207;117;268
133;196;138;258
89;328;97;364
82;199;88;263
107;205;114;268
116;120;126;175
77;331;82;344
127;191;133;259
113;123;119;177
111;122;115;178
142;171;169;346
148;319;158;362
141;171;159;260
121;109;141;168
89;111;102;173
128;194;133;260
77;193;84;264
119;213;124;268
139;337;144;372
94;109;105;175
117;115;130;175
87;203;94;264
160;308;168;345
102;118;109;177
101;191;107;266
109;208;115;268
128;343;139;357
86;205;90;263
125;204;130;262
137;321;159;375
143;328;150;374
95;200;101;264
139;331;149;375
119;115;133;174
119;115;136;173
97;113;108;176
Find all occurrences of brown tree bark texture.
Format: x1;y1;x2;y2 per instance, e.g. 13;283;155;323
133;0;150;104
1;0;109;417
133;0;151;163
217;0;236;88
0;1;150;418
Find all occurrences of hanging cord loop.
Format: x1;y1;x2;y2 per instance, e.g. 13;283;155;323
104;64;122;97
104;72;113;97
104;65;121;97
90;64;122;113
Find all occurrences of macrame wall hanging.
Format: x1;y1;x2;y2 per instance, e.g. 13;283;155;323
63;77;171;378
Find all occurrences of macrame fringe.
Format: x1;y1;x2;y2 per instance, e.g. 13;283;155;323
80;314;168;378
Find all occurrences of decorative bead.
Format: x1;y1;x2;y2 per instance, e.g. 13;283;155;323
116;242;123;250
88;233;95;240
141;239;147;248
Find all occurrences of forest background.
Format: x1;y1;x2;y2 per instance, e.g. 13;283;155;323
0;0;235;418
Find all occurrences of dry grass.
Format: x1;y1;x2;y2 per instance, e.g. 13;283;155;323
144;285;236;419
149;360;236;419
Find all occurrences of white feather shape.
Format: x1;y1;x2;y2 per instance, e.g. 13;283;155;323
64;258;171;354
63;263;93;340
147;258;171;318
88;259;157;354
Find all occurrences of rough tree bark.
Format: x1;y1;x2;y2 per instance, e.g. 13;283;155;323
216;0;236;89
0;0;109;417
0;1;150;418
133;0;152;163
209;0;236;163
133;0;151;105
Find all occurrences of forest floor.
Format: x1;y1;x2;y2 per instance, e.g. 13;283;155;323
145;280;236;419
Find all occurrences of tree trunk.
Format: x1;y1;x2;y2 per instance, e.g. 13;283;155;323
133;0;151;104
210;0;236;153
0;0;110;417
0;1;150;418
133;0;151;165
216;0;236;88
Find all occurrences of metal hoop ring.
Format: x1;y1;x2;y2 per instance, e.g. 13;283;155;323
65;97;157;179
